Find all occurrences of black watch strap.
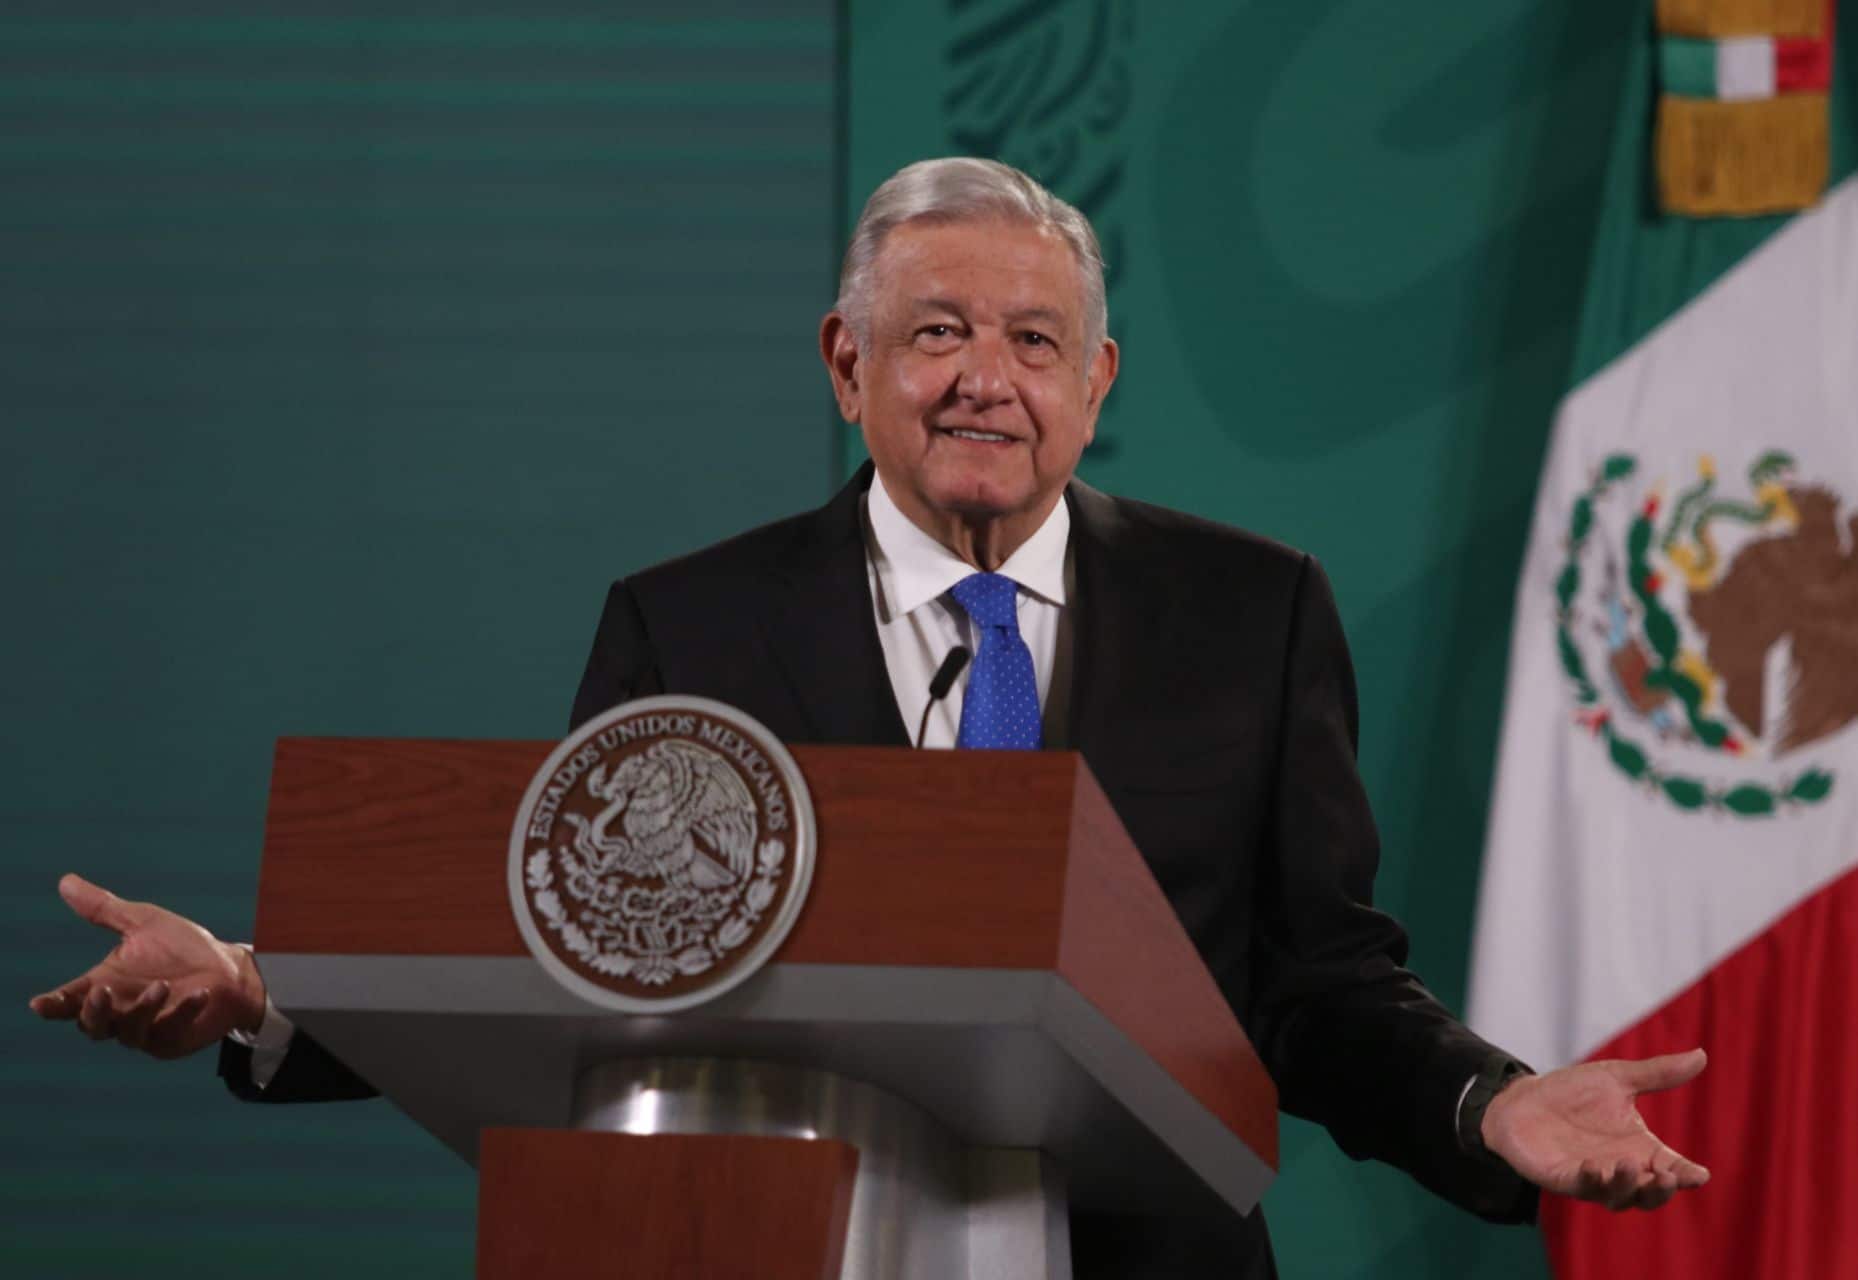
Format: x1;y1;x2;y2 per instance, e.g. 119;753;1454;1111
1458;1058;1530;1157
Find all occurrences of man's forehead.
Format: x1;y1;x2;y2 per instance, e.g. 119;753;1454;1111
874;220;1083;318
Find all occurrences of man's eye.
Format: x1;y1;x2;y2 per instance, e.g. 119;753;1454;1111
919;325;953;338
1020;331;1051;347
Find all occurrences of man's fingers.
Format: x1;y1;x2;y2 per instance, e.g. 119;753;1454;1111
1632;1174;1678;1212
77;985;117;1040
1572;1158;1651;1211
1574;1158;1612;1201
1605;1165;1647;1212
50;979;211;1057
114;982;170;1050
1614;1047;1708;1094
144;988;212;1059
58;873;142;935
28;977;93;1020
1645;1138;1711;1188
150;987;209;1032
1590;1147;1709;1213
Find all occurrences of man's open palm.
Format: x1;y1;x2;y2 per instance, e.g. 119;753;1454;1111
1484;1049;1711;1211
28;874;265;1059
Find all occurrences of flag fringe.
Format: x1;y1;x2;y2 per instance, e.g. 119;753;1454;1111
1657;93;1830;215
1657;0;1827;38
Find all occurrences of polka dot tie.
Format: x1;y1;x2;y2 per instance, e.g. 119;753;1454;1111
949;572;1042;750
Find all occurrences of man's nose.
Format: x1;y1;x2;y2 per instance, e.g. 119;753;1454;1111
954;331;1015;408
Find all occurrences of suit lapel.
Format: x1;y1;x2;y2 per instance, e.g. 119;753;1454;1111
760;463;912;747
1062;479;1180;767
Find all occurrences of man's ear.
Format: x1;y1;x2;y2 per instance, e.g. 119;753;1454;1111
820;312;862;423
1082;336;1120;439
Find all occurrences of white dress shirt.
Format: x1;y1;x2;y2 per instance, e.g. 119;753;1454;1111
863;472;1068;748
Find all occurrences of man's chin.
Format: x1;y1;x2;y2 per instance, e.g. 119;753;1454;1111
923;482;1031;524
877;460;1058;535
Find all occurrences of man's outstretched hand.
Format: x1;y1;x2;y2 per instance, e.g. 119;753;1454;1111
28;874;267;1060
1484;1049;1711;1211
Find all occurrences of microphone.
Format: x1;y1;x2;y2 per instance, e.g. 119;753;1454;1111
914;646;972;749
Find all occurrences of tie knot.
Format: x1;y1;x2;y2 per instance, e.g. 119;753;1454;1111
950;572;1020;629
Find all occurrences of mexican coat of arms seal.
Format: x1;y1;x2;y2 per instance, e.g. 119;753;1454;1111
1553;451;1851;818
508;696;816;1012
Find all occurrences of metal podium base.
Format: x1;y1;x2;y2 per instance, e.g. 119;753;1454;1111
573;1058;1072;1280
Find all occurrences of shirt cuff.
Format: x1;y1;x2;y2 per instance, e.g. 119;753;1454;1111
224;944;295;1089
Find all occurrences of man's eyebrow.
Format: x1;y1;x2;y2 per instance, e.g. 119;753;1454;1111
903;299;1068;327
1002;306;1066;326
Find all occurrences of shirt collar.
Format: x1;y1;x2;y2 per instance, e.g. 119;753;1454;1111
866;471;1070;618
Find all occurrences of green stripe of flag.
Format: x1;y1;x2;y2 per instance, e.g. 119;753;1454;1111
1660;36;1721;98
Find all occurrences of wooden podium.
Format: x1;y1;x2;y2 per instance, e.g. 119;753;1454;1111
253;738;1278;1279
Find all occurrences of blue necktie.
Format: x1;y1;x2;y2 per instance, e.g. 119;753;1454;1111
950;572;1042;749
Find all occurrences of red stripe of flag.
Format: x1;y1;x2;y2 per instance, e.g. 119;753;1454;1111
1777;0;1838;93
1777;36;1832;91
1540;862;1858;1277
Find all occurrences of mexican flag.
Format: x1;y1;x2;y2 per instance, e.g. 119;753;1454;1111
1468;3;1856;1275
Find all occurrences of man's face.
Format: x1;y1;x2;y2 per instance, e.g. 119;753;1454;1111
824;218;1117;547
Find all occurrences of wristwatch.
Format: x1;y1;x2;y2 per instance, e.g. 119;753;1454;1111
1458;1058;1531;1158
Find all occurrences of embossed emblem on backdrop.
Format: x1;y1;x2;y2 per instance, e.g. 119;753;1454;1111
946;0;1132;458
1553;451;1851;817
508;696;816;1012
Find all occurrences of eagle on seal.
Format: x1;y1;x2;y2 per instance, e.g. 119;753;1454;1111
567;740;758;890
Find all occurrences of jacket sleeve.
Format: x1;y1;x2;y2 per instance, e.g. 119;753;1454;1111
1247;554;1537;1223
218;1032;378;1104
569;579;666;730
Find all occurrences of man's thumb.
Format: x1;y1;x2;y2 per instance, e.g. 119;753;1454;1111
58;873;138;934
1616;1047;1708;1094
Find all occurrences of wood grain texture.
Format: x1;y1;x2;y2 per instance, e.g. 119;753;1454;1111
255;738;1077;965
477;1128;857;1280
1057;760;1279;1169
777;745;1073;966
255;737;541;956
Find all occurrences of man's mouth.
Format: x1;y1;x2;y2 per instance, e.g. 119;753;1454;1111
935;427;1016;444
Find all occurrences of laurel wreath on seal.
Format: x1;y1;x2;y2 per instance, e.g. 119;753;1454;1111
525;837;787;985
1554;453;1833;818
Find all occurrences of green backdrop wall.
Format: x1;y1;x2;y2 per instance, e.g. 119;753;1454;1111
8;2;1665;1276
3;5;838;1276
845;1;1644;1275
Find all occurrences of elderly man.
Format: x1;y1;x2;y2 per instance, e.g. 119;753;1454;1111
34;158;1707;1278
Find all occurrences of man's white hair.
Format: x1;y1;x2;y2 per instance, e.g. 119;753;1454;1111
835;157;1108;353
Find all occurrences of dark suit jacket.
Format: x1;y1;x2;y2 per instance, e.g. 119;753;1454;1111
224;464;1535;1277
